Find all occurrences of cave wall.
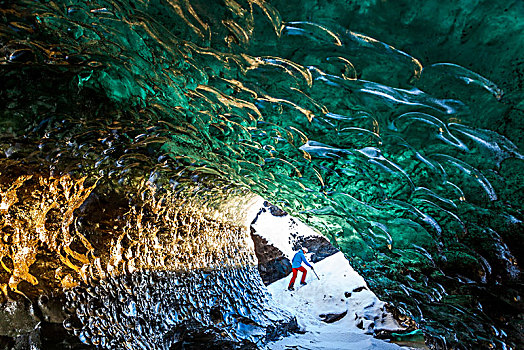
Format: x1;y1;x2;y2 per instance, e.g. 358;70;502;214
0;162;293;349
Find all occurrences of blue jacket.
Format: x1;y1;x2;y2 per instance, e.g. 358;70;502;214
291;250;312;269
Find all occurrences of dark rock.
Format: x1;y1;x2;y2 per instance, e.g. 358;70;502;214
165;319;259;349
319;310;348;323
209;306;223;324
372;303;423;344
250;230;292;285
0;336;14;350
364;301;375;309
265;318;300;341
250;230;285;266
263;201;287;217
291;235;338;263
37;295;67;324
352;286;367;293
39;322;94;349
258;257;292;285
0;300;39;337
0;322;94;350
232;314;261;327
344;292;352;298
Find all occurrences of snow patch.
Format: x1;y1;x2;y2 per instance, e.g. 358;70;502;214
249;202;412;349
251;204;323;260
268;252;405;333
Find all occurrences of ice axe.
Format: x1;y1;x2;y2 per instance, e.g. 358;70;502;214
312;267;320;280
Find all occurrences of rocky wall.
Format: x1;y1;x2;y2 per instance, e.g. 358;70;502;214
0;161;293;349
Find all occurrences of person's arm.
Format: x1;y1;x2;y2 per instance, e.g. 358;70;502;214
302;252;313;268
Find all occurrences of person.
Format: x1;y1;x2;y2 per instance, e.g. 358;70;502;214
288;247;313;291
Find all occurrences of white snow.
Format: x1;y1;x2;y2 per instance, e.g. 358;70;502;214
250;201;324;260
267;327;405;350
266;252;408;349
248;201;414;350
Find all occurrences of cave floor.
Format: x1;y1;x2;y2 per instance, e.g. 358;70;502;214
266;252;419;349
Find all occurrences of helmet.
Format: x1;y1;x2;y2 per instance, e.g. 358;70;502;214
302;247;308;253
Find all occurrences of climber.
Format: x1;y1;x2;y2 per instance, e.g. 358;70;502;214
288;247;313;291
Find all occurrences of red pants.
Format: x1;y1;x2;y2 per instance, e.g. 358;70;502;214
288;266;307;288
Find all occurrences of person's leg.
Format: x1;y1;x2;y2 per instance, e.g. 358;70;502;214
288;268;298;288
298;266;307;283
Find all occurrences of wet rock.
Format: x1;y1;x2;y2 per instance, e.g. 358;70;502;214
0;298;92;350
266;318;298;341
319;310;348;323
8;326;41;350
209;306;223;324
37;295;67;324
265;318;300;341
164;320;259;349
62;268;292;349
0;300;39;337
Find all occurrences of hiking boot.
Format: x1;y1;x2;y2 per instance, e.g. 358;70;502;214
300;282;307;286
288;286;294;291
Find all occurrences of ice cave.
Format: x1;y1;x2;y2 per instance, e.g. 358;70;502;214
0;0;522;349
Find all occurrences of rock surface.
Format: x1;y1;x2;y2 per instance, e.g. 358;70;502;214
250;226;292;285
0;300;39;338
319;310;348;324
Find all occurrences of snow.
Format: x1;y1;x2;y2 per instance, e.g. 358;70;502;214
249;201;414;350
250;202;324;260
267;328;404;350
266;252;408;349
269;253;405;332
